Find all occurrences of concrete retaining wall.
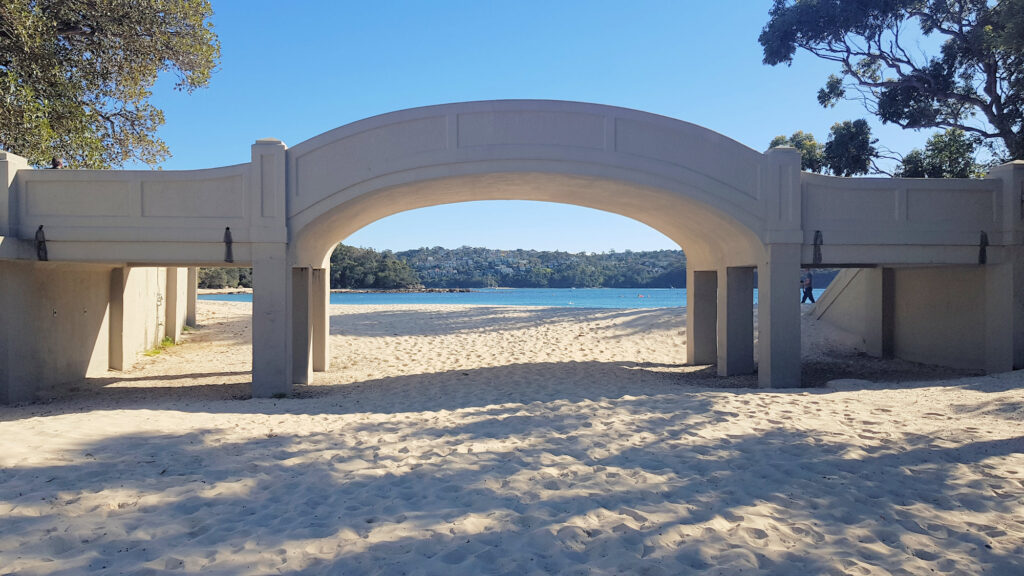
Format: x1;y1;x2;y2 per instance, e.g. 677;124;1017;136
815;266;987;370
812;269;872;351
892;267;986;370
0;261;111;403
0;262;189;403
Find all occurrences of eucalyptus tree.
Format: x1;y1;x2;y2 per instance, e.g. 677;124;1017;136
0;0;220;167
760;0;1024;160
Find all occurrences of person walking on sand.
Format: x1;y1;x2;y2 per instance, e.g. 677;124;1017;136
800;269;815;303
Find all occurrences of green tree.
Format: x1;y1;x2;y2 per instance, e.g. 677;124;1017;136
760;0;1024;161
198;267;226;289
329;244;420;289
824;119;877;177
897;128;985;178
769;130;824;172
0;0;220;168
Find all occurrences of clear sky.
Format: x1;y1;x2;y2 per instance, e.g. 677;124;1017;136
140;0;936;253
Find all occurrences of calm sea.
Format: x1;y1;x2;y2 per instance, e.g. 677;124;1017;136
199;287;829;309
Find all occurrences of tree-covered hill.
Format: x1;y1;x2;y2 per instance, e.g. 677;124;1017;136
396;246;686;289
199;245;688;290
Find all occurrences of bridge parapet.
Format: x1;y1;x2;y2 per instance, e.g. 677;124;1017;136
1;141;287;265
800;171;1010;266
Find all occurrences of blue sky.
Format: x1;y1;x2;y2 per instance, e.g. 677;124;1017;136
143;1;936;253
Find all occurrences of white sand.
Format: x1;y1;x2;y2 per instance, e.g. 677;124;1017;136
1;301;1022;575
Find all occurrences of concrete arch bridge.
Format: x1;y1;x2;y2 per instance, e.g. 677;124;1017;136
1;100;1022;403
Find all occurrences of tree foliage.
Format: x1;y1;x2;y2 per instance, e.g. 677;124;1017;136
770;130;825;172
330;244;421;290
398;246;686;289
198;267;251;289
0;0;220;167
897;128;985;177
824;119;878;176
760;0;1024;160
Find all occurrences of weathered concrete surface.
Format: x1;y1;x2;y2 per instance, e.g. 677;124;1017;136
0;262;185;403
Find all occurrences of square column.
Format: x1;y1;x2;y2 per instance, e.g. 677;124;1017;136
252;244;291;397
186;267;197;327
312;267;330;372
717;266;755;376
758;244;802;388
686;269;717;365
108;266;128;371
165;267;181;343
860;268;895;358
985;260;1016;373
1;151;29;237
292;267;313;385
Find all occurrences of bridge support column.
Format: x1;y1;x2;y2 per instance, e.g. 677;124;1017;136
717;266;755;376
860;268;895;359
108;267;129;371
686;269;717;365
988;161;1024;370
984;259;1019;373
252;244;292;397
758;244;802;388
164;267;185;343
292;267;313;385
312;267;329;372
186;267;197;328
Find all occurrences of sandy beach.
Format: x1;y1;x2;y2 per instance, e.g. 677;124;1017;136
1;301;1022;575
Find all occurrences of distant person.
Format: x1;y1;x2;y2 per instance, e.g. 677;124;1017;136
801;269;815;303
50;157;64;169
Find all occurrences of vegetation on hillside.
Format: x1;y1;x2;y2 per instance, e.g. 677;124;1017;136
396;246;685;288
199;245;688;290
330;244;420;289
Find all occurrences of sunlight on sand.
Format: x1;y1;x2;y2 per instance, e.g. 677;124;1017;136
0;301;1022;574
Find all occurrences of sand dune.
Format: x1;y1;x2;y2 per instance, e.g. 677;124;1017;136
1;301;1022;574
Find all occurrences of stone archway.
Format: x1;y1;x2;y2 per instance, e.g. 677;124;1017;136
247;100;804;396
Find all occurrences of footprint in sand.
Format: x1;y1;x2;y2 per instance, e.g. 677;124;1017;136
742;527;769;542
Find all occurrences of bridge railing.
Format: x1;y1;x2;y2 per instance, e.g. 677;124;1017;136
1;140;287;265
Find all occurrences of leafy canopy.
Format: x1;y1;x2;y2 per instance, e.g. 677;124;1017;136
897;128;986;177
0;0;220;168
824;119;878;176
760;0;1024;160
770;130;825;172
771;120;878;176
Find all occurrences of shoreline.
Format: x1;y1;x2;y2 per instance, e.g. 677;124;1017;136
197;286;692;294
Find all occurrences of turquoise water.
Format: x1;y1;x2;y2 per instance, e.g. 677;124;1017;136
199;287;829;309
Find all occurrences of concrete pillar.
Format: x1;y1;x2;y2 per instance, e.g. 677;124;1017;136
165;267;181;342
717;266;755;376
758;244;802;388
109;266;128;371
686;268;717;365
986;161;1024;369
312;267;329;372
985;261;1015;373
252;244;291;397
0;151;28;238
859;267;895;358
186;267;197;327
292;267;313;385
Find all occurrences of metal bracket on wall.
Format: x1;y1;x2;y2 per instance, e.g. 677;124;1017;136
979;230;989;264
35;225;48;261
812;230;823;265
224;227;234;263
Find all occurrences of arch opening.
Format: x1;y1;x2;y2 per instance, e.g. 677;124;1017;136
291;172;766;273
